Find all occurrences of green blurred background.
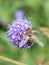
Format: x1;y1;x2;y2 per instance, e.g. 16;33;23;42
0;0;49;65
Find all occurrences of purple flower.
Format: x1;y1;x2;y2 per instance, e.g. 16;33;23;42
7;10;32;49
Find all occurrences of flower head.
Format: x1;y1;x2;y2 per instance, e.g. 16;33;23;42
7;10;32;48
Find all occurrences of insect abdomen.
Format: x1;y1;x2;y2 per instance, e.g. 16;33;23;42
27;39;33;46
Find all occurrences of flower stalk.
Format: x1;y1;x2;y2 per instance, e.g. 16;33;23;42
0;56;26;65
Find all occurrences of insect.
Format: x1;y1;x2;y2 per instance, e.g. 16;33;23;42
19;28;44;48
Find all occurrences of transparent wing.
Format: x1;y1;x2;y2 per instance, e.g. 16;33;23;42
33;35;44;47
19;35;29;47
32;30;40;33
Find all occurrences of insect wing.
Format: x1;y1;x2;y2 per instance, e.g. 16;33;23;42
19;35;29;47
33;35;44;47
32;30;40;33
